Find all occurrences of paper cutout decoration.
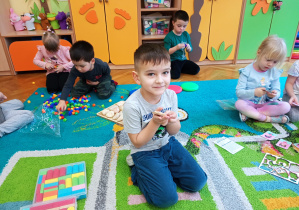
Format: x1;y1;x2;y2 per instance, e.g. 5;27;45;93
79;2;95;15
211;41;233;60
79;2;98;24
251;0;271;16
114;8;131;30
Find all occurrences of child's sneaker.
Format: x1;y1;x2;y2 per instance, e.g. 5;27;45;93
239;112;248;122
271;115;289;124
126;154;134;168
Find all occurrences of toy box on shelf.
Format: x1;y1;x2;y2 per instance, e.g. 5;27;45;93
142;15;171;35
20;196;77;210
144;0;171;8
33;161;87;203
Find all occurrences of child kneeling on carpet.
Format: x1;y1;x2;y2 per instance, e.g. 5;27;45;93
282;60;299;122
56;40;117;111
33;27;73;94
235;35;291;123
0;92;34;137
123;43;207;208
164;10;200;79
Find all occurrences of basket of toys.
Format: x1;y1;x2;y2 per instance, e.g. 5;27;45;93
142;15;171;35
144;0;171;8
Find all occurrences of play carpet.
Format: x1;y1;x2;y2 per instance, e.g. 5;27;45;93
0;78;299;210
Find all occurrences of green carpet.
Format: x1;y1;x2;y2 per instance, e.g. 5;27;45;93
0;79;298;209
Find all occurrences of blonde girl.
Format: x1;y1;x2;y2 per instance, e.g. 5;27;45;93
33;27;73;93
235;35;291;123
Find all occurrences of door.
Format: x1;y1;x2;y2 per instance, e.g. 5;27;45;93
182;0;243;62
104;0;139;64
70;0;109;62
238;0;299;60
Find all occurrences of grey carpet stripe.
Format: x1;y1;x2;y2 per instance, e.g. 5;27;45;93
95;139;113;210
198;142;253;210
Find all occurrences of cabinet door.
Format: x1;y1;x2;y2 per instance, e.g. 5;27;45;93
0;40;10;72
237;1;272;59
70;0;109;62
269;0;299;57
207;0;243;61
104;0;138;65
182;0;212;61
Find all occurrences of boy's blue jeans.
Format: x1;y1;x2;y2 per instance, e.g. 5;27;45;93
131;136;207;208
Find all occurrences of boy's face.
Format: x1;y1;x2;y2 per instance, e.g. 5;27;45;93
133;61;171;101
72;58;95;73
172;19;188;36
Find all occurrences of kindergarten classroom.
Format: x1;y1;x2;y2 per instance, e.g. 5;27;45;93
1;0;299;210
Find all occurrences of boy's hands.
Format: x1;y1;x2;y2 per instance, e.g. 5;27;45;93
176;43;186;50
152;108;169;126
266;90;277;98
45;63;55;70
152;108;178;126
86;80;99;86
56;100;67;112
185;44;191;52
254;87;266;97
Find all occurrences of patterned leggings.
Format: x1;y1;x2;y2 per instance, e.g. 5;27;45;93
235;99;291;122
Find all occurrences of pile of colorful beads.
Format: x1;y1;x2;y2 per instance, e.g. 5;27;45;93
42;94;92;121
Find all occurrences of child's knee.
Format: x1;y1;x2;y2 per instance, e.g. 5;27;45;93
150;190;178;208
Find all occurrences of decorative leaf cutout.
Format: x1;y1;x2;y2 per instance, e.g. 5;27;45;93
211;41;233;60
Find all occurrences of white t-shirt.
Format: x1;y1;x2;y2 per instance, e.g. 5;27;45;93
123;89;178;154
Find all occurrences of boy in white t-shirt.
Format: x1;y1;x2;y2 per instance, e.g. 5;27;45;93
123;43;207;208
283;60;299;122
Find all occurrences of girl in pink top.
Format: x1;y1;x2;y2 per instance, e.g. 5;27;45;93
33;27;73;93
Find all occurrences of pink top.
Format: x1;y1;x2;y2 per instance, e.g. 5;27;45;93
33;45;73;75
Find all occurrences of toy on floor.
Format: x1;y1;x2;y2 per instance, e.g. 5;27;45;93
20;196;77;210
181;82;199;92
56;11;67;29
97;101;125;126
259;153;299;184
168;85;182;94
42;94;91;121
10;8;24;31
33;162;87;203
21;13;35;31
19;105;61;137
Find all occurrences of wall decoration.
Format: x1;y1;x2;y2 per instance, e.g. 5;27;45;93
251;0;271;16
211;41;233;60
189;0;204;62
85;9;98;24
79;2;95;15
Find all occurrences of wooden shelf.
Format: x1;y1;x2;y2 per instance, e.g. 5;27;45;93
142;34;166;40
2;29;73;38
141;8;179;12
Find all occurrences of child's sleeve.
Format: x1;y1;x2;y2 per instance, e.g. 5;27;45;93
236;68;255;100
164;33;172;51
33;46;46;69
123;102;142;134
61;46;73;71
186;32;193;52
268;69;283;101
60;69;77;101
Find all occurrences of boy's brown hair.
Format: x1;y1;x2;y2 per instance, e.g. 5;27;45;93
134;43;170;71
173;10;189;22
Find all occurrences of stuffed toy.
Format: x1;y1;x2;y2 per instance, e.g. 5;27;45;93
39;13;51;30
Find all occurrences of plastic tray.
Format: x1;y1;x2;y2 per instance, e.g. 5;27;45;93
33;161;87;203
20;196;77;210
